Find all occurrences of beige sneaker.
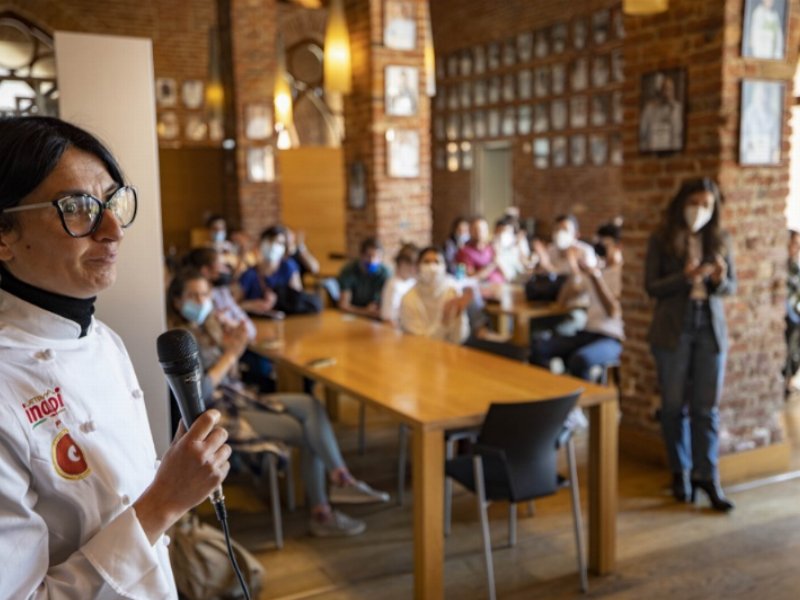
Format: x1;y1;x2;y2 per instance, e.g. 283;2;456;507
309;510;366;537
329;480;390;505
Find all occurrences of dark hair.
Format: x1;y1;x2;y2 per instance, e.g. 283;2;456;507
554;214;579;232
360;237;382;254
597;223;621;242
494;215;516;229
182;247;219;270
166;267;207;324
0;116;124;232
260;224;287;242
205;214;226;228
449;216;469;237
416;245;444;264
395;242;419;266
657;177;724;258
790;229;800;240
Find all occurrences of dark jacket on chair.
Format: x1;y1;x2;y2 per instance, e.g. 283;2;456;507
644;231;736;353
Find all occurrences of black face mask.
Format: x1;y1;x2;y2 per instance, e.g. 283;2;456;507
212;272;233;287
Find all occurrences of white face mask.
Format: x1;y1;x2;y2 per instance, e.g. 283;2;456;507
456;232;471;246
418;262;446;285
261;242;285;263
553;230;575;251
498;230;515;248
684;205;713;233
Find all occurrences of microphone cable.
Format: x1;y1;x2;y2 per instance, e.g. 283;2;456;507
212;493;252;600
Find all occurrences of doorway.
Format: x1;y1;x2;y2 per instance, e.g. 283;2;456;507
474;142;513;224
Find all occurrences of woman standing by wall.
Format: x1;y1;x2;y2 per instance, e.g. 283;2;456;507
645;178;736;512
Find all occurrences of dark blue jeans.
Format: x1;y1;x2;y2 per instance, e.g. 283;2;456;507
651;302;725;481
530;330;622;381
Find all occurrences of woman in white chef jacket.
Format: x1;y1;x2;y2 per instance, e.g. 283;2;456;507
0;116;231;599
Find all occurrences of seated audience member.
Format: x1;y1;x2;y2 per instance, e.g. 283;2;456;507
400;247;472;344
337;237;390;319
529;224;624;380
206;214;231;249
444;216;471;274
456;216;505;284
381;243;419;324
287;227;320;279
787;230;800;391
494;215;529;282
167;269;389;537
228;227;260;275
533;214;598;275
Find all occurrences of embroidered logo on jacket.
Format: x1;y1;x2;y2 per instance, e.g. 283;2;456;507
52;429;91;480
21;387;66;429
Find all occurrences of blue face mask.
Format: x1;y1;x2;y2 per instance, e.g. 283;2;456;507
180;299;213;324
211;230;226;244
365;261;381;275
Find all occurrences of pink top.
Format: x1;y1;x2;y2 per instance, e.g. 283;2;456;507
456;243;505;284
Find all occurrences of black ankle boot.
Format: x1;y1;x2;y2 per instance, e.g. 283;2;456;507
690;479;735;512
672;471;690;502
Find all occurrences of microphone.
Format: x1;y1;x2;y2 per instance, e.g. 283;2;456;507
156;328;223;506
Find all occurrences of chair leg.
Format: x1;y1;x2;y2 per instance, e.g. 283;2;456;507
566;437;588;593
444;436;458;536
266;454;284;550
284;453;296;512
397;424;408;506
358;402;366;455
473;456;496;600
508;502;517;547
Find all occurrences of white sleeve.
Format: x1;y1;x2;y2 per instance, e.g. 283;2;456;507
400;289;436;338
380;278;397;322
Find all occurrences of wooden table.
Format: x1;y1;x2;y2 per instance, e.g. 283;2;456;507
485;293;569;346
254;311;618;599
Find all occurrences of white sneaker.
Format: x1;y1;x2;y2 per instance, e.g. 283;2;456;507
329;479;390;504
309;510;366;537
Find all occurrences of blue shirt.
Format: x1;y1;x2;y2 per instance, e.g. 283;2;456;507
239;259;300;299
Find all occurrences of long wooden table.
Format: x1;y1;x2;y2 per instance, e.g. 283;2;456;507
483;285;570;346
254;311;618;599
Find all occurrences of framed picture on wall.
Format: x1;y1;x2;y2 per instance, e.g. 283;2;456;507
488;76;502;104
552;136;567;167
185;115;208;141
571;58;588;91
740;79;784;165
461;112;475;139
570;134;587;166
592;55;610;88
592;94;610;127
387;129;420;177
742;0;788;60
181;79;204;109
434;146;446;170
474;110;487;138
551;63;566;95
613;8;625;39
551;22;568;53
610;132;623;165
487;42;501;70
434;116;445;141
534;67;550;98
551;99;567;130
612;90;624;124
518;69;533;100
461;141;474;170
474;45;487;74
592;9;611;45
534;103;549;133
446;142;460;172
246;147;275;182
503;39;517;66
446;114;459;140
611;49;624;83
573;18;588;50
244;103;273;140
503;74;516;102
385;65;419;116
155;77;177;107
384;0;416;50
157;111;179;139
570;96;588;128
447;54;459;78
590;134;608;166
460;80;473;108
459;50;473;77
534;29;549;58
502;107;516;136
518;105;532;135
517;32;534;62
533;138;550;169
639;68;686;153
474;79;487;106
487;109;500;137
348;160;367;208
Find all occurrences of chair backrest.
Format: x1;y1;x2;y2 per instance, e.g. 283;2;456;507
477;390;582;501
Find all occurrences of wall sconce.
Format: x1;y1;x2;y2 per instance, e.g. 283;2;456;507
623;0;668;15
274;34;294;140
206;27;225;140
324;0;352;95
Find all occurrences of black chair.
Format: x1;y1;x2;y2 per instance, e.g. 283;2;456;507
445;391;587;598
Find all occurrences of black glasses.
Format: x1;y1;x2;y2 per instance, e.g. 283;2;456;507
1;186;138;238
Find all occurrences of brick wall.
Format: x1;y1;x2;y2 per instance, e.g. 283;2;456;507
429;0;623;244
620;0;800;456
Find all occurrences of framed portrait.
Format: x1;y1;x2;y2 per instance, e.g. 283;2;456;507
434;116;445;141
435;86;446;111
571;58;588;91
611;49;624;83
157;111;179;139
740;79;784;165
590;134;608;166
533;138;550;169
387;129;420;177
385;65;419;116
639;68;686;153
592;55;610;88
612;90;624;124
447;54;459;78
742;0;788;60
551;99;567;130
487;42;501;70
208;117;224;142
446;114;459;140
573;18;588;50
613;8;625;39
503;74;516;102
474;45;487;74
518;69;533;100
384;0;416;50
460;80;473;108
474;79;487;106
592;94;610;127
503;39;517;67
551;22;568;54
349;160;367;208
570;134;587;166
487;109;501;137
461;141;474;170
609;133;623;165
534;67;550;98
570;96;588;128
246;147;275;183
534;29;550;58
488;76;502;104
185;115;207;141
518;105;533;135
551;64;566;95
459;50;473;77
155;78;177;107
552;136;567;167
461;112;475;139
593;9;611;45
517;32;534;62
244;103;273;140
534;103;549;133
448;84;460;110
502;107;516;137
434;145;446;170
181;79;204;109
446;142;460;172
473;110;487;138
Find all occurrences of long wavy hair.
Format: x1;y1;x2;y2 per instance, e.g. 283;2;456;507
656;177;725;259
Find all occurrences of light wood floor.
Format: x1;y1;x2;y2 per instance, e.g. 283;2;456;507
204;397;800;599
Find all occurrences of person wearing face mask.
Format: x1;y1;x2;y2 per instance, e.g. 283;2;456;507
455;216;505;284
380;243;418;324
337;237;390;319
493;215;528;282
533;214;598;276
400;247;472;344
785;230;800;393
645;177;737;512
167;269;389;538
444;216;470;274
